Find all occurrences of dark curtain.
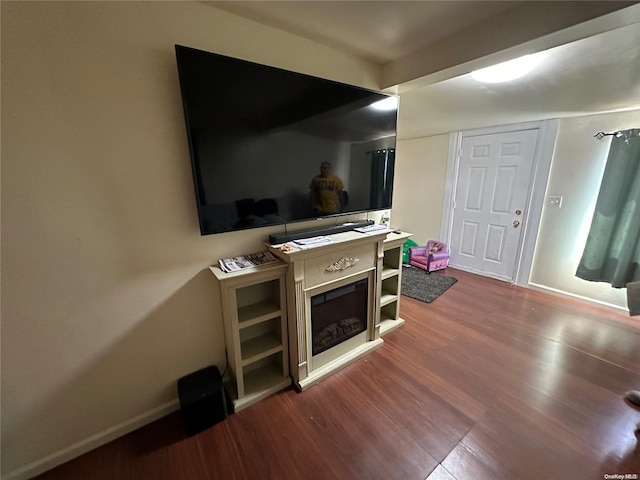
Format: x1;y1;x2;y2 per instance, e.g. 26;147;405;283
576;129;640;288
370;149;395;209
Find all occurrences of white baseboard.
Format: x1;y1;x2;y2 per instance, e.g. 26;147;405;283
449;265;629;314
2;399;180;480
528;282;629;313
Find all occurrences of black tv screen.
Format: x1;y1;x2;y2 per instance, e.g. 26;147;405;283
175;45;398;235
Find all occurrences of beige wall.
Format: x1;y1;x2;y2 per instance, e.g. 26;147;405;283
530;109;640;309
392;134;449;245
0;2;380;476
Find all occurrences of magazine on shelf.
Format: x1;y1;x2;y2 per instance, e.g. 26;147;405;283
218;251;279;273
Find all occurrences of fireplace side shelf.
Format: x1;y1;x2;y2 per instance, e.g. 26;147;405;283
380;231;413;336
210;263;291;412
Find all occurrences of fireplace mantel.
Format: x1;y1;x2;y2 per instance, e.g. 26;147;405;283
269;230;411;390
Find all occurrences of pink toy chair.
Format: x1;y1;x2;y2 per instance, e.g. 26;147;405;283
409;240;450;274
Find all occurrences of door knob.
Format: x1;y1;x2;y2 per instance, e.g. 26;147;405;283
513;220;520;228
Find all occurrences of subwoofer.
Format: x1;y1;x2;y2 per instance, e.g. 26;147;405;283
177;365;232;435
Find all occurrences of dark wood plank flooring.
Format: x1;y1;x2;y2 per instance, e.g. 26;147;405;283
35;268;640;479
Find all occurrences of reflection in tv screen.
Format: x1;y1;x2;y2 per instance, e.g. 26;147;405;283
175;45;398;235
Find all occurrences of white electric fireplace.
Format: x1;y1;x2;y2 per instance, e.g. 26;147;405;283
269;231;388;390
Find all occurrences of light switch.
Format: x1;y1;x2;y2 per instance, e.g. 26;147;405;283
547;196;563;208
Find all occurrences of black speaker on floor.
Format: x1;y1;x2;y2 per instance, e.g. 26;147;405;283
177;365;233;436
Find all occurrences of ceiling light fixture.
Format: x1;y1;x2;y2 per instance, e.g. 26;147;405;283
471;52;547;83
370;96;398;111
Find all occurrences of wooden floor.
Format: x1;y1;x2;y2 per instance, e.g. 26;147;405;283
36;268;640;480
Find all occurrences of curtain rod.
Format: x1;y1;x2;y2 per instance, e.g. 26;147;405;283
365;148;395;154
594;131;623;140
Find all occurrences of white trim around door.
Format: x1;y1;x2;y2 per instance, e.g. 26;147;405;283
441;120;559;287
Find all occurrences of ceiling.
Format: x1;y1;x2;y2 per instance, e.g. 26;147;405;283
213;1;640;139
214;1;522;64
400;21;640;138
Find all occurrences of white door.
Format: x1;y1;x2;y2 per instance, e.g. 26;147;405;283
450;129;539;282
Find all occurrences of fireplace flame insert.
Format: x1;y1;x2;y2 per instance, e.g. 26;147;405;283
310;278;368;356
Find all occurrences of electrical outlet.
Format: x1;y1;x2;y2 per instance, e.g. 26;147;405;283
547;196;563;208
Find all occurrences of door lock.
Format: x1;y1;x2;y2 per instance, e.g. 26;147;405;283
513;220;520;228
515;209;522;216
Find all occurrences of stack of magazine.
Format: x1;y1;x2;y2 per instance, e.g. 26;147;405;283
218;251;279;273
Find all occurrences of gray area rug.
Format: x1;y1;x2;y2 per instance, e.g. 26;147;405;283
401;266;458;303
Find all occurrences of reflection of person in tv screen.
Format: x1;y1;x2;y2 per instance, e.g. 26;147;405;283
309;161;344;215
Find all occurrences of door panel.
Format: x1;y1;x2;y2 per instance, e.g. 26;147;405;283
450;129;539;281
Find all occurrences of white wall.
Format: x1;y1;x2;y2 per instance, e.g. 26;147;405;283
392;134;450;245
0;2;380;477
529;109;640;309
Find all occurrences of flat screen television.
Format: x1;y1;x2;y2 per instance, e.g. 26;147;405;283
175;45;398;236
